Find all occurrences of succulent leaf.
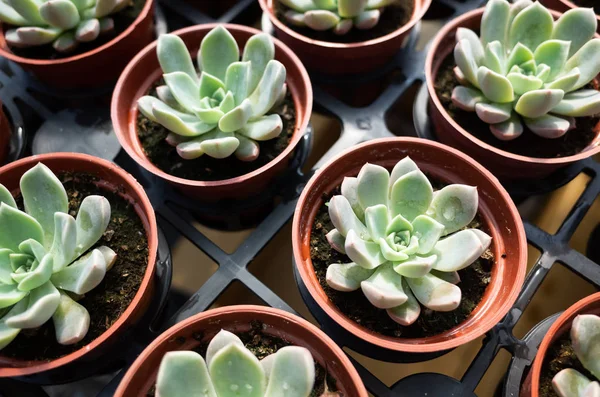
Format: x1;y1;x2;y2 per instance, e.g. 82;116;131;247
357;163;390;210
0;203;44;253
345;229;385;269
242;33;275;94
360;263;407;309
158;34;199;84
52;291;90;345
200;26;239;82
480;0;509;47
475;102;512;124
0;185;16;209
552;90;600;118
508;2;553;51
427;184;478;234
571;314;600;380
490;113;524;141
264;346;315;397
75;19;100;42
564;39;600;92
406;273;461;312
5;281;60;329
534;40;570;81
39;0;80;30
432;230;485;272
326;262;373;291
248;60;286;119
552;8;598;58
386;279;421;326
157;351;217;397
209;343;267;397
389;170;433;222
515;89;564;118
477;66;514;103
50;249;107;295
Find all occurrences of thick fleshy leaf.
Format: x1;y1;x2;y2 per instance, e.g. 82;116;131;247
475;102;512;124
199;131;240;159
411;215;444;254
0;300;25;350
219;99;253;133
157;34;198;84
507;73;543;96
389;170;433;221
0;203;44;252
147;98;216;137
0;2;29;26
536;63;552;83
206;329;244;367
508;2;554;51
199;72;225;99
507;43;534;70
15;253;53;292
552;90;600;118
157;351;217;397
326;262;373;292
483;41;505;75
571;314;600;379
97;246;117;271
454;67;470;86
0;250;14;285
534;40;570;81
75;196;110;256
234;135;260;162
7;0;45;25
334;19;353;35
451;86;485;112
545;68;581;92
9;254;29;272
515;89;564;118
387;279;421;326
20;163;68;248
552;369;594;397
364;205;388;241
164;72;201;113
75;19;100;42
563;39;600;91
225;61;251;107
248;61;286;119
508;0;533;25
393;255;436;278
284;10;306;27
51;249;107;295
0;284;27;309
360;264;407;309
378;238;409;262
456;28;483;64
175;131;214;159
6;281;60;329
389;157;419;187
338;0;367;18
196;102;224;125
328;195;368;239
0;184;16;209
209;344;266;397
238;114;283;141
477;66;514;103
490;113;524;141
20;238;47;262
304;10;340;30
584;382;600;397
52;292;90;345
99;17;115;35
264;346;315;397
357;163;389;210
354;9;380;30
341;177;365;221
428;184;478;235
94;0;118;17
432;230;484;272
219;91;236;114
53;31;78;53
406;273;461;312
345;229;384;269
552;8;598;57
156;86;184;112
326;229;346;254
200;26;239;82
480;0;510;47
454;39;480;88
313;0;337;8
242;33;275;94
40;0;80;30
431;270;461;285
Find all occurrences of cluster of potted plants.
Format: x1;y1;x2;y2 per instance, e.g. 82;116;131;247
0;0;597;396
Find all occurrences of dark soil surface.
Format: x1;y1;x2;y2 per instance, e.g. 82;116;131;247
539;333;596;396
2;172;149;361
7;0;146;60
276;0;414;43
310;179;494;339
137;89;296;182
434;55;599;159
570;0;600;14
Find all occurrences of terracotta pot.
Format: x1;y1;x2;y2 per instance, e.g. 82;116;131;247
539;0;600;33
112;23;312;201
0;0;155;89
292;137;527;355
521;292;600;397
0;102;10;165
115;305;368;396
426;8;600;180
259;0;432;75
0;152;158;379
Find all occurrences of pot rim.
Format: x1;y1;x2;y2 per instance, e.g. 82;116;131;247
0;0;154;66
0;152;158;377
111;22;313;189
115;305;368;396
292;137;527;353
529;292;600;396
259;0;432;49
425;7;600;166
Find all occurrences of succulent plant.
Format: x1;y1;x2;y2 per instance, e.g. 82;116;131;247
137;26;287;162
156;329;316;397
0;0;127;53
0;163;115;350
451;0;600;141
552;314;600;397
324;157;491;326
280;0;395;35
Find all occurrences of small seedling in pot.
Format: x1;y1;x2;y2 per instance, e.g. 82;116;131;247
0;0;127;53
279;0;395;35
155;329;316;397
552;314;600;396
452;0;600;141
138;26;287;162
0;163;115;349
324;157;491;326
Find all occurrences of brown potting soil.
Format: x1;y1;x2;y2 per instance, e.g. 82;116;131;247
7;0;147;60
1;172;149;361
137;90;296;182
309;180;494;339
276;0;414;44
434;55;599;159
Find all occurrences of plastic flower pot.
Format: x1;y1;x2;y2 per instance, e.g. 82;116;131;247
539;0;600;33
0;0;155;89
112;23;312;201
521;292;600;397
259;0;432;75
115;305;368;397
0;152;158;380
0;102;10;165
426;7;600;181
292;137;527;358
